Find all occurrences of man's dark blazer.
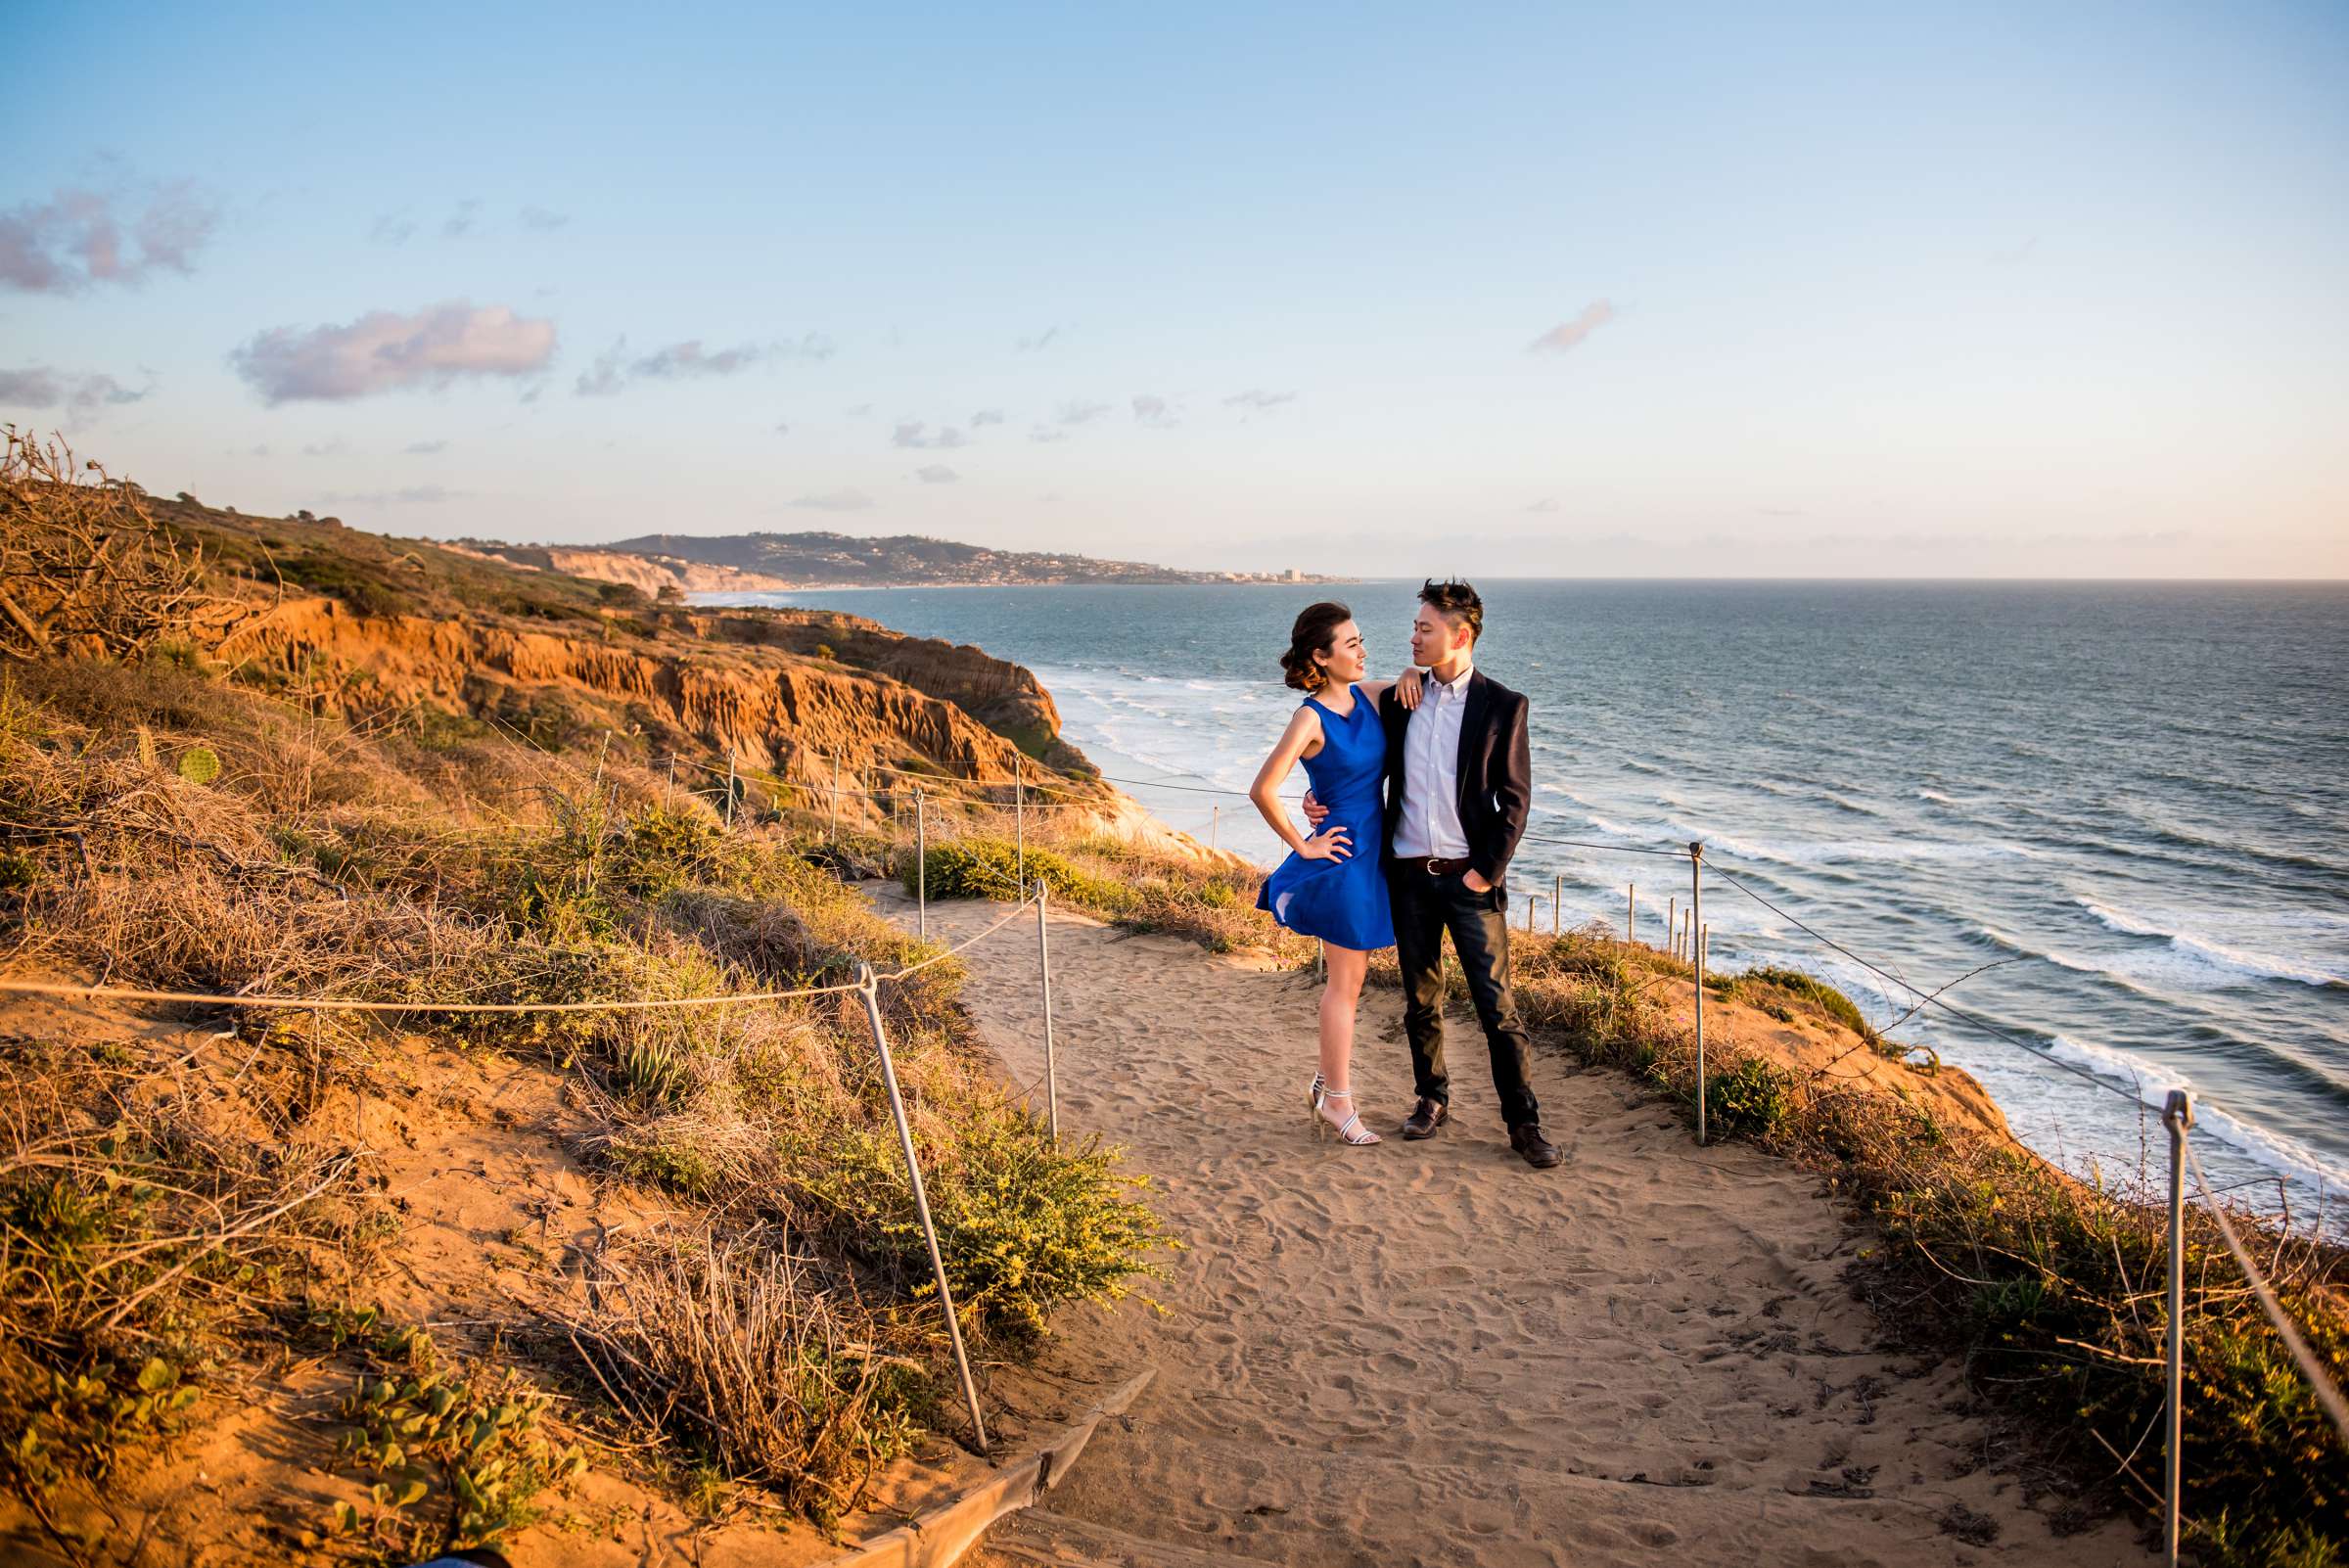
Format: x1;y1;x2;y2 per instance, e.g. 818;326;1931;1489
1377;669;1534;894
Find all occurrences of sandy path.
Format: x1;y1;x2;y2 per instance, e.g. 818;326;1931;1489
871;889;2141;1568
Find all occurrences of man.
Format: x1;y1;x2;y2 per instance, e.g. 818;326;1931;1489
1309;579;1561;1169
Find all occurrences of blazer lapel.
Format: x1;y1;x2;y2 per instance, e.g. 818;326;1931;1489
1455;670;1489;818
1381;684;1410;816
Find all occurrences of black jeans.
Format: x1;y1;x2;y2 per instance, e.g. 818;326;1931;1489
1388;864;1540;1129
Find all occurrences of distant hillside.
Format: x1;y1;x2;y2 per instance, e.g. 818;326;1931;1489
570;530;1334;587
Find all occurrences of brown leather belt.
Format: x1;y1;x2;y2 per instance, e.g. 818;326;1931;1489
1395;855;1473;877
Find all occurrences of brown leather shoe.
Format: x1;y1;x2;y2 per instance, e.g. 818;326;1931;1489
1400;1098;1449;1139
1509;1124;1563;1169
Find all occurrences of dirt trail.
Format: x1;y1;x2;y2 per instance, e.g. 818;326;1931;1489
870;888;2142;1568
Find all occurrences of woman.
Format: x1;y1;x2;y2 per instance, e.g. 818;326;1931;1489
1251;602;1419;1146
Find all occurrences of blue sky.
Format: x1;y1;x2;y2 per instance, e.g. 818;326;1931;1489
5;1;2344;576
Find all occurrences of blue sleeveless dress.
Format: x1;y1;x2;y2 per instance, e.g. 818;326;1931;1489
1256;685;1397;952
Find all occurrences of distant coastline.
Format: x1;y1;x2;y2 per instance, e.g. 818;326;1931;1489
458;531;1349;594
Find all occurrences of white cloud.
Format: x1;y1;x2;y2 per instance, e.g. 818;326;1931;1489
576;334;832;396
893;421;967;449
914;464;960;484
233;301;557;403
1527;300;1617;354
0;180;221;293
0;366;148;419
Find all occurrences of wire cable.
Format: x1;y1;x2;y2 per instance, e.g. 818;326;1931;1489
0;975;860;1014
1704;861;2150;1111
874;891;1044;982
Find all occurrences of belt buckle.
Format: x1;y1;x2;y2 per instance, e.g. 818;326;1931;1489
1425;858;1442;877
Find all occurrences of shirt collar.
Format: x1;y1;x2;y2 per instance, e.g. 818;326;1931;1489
1427;662;1474;697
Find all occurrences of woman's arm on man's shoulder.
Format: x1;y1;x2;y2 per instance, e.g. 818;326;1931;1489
1355;669;1424;710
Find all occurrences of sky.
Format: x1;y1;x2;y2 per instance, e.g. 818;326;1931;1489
5;1;2345;578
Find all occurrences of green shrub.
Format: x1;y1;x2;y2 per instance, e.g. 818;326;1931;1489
1739;965;1877;1041
316;1320;583;1556
802;1100;1168;1345
1703;1056;1792;1139
905;836;1133;912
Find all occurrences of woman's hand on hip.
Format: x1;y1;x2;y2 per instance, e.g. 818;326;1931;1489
1300;825;1352;861
1462;868;1492;893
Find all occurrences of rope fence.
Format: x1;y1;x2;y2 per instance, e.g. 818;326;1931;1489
7;735;2341;1523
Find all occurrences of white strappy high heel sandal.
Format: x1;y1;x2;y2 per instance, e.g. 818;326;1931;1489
1314;1086;1382;1145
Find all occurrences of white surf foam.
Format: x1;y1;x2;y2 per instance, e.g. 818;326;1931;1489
2075;899;2345;990
2042;1035;2349;1202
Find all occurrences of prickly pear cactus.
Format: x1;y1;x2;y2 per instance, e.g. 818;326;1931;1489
136;725;158;769
176;746;220;786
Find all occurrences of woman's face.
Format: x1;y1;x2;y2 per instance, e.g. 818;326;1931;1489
1316;619;1368;684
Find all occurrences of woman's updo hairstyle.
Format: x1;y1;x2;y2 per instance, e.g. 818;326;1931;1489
1279;601;1355;693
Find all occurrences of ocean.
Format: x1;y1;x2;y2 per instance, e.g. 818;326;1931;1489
704;579;2349;1228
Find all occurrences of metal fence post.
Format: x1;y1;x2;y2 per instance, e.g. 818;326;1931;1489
1626;883;1635;945
2162;1089;2193;1567
1667;896;1676;957
724;754;737;828
914;787;929;945
1552;872;1563;936
1690;842;1706;1146
829;752;840;845
1014;758;1026;888
1035;878;1058;1144
854;964;988;1453
1211;804;1219;852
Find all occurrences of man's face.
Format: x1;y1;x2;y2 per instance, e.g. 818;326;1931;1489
1411;605;1469;668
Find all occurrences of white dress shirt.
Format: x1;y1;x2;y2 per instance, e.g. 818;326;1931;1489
1392;663;1473;858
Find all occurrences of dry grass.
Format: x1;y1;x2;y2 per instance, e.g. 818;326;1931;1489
0;428;239;665
0;657;1169;1544
559;1228;922;1528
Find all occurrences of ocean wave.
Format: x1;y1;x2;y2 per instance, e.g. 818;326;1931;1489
2075;899;2345;989
2041;1035;2349;1199
1622;759;1663;776
1691;827;2038;867
1915;788;1958;806
2126;809;2349;878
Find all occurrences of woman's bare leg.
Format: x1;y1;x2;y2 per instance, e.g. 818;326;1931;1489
1317;944;1373;1134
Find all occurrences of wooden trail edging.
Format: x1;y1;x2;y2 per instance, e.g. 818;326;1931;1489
823;1367;1156;1568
